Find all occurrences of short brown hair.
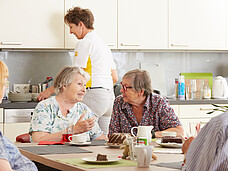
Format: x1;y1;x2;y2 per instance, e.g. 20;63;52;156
123;69;153;96
64;6;94;29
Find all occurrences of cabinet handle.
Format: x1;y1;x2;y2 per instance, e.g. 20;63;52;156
200;107;214;111
170;43;190;47
121;43;140;46
1;42;22;45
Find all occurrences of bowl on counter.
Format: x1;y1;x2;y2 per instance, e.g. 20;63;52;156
31;93;39;102
8;92;32;102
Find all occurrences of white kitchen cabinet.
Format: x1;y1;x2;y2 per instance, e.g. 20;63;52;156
118;0;168;49
170;105;179;117
169;0;226;50
65;0;117;49
4;123;30;142
178;104;224;136
0;0;64;49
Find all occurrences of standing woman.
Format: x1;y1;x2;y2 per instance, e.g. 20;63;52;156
38;7;118;137
0;61;37;170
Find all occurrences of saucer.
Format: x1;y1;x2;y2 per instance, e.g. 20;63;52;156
68;141;91;146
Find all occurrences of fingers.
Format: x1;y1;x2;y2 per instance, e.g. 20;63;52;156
78;113;85;121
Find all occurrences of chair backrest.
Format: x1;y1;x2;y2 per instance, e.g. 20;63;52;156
16;133;31;143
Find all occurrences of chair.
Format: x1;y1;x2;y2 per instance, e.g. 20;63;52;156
16;133;31;143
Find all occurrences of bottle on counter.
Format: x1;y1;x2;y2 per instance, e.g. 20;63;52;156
175;78;179;99
178;75;185;100
203;83;211;99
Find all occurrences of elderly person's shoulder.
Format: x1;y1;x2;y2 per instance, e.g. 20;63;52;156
150;93;170;103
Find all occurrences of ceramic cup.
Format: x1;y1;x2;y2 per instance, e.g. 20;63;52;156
69;133;87;143
135;145;153;168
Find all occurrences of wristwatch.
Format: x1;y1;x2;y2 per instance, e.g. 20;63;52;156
151;130;155;139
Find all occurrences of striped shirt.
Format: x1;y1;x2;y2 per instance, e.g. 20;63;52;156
184;112;228;171
0;131;37;171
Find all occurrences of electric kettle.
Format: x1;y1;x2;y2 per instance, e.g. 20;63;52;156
212;76;228;99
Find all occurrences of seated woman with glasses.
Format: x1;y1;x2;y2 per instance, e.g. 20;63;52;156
109;69;184;138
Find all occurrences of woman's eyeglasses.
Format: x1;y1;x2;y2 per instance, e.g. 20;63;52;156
120;82;133;92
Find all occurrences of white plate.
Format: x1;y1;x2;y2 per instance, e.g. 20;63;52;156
67;141;91;146
156;140;183;148
105;143;123;148
82;157;121;164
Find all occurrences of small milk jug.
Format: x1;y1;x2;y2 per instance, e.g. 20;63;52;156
131;126;153;145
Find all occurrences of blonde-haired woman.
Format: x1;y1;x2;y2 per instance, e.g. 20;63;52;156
0;60;37;171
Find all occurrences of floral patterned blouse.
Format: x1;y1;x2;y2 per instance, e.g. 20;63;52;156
109;93;182;135
29;96;103;141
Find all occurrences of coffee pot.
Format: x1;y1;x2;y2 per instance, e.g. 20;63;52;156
212;76;228;99
131;126;153;144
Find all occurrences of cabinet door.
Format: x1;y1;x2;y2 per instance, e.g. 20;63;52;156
118;0;167;49
65;0;117;49
169;0;226;50
0;0;64;49
4;123;30;142
179;104;224;119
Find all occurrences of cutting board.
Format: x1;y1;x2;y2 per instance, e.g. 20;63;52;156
141;63;167;96
180;73;213;89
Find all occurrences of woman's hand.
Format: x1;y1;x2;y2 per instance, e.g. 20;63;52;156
37;86;55;101
73;113;96;134
182;137;194;154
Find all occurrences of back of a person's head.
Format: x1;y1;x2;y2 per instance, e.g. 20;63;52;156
64;6;94;29
123;69;152;96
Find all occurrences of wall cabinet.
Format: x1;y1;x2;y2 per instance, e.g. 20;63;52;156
169;0;226;50
65;0;117;49
118;0;167;49
0;0;227;50
0;0;64;49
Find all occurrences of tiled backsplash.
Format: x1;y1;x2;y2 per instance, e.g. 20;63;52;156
1;51;228;96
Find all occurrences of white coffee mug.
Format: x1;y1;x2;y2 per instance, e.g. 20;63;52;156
69;133;87;143
135;145;153;168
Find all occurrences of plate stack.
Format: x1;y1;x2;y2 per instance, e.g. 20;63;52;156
8;92;31;102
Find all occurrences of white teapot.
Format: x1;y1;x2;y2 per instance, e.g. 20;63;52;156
131;126;153;144
212;76;228;99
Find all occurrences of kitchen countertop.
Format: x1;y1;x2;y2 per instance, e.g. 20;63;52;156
0;100;38;109
1;98;228;109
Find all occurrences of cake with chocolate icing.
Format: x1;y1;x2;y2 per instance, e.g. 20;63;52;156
161;136;182;144
108;133;131;145
97;154;108;161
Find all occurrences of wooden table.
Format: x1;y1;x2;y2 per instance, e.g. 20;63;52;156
16;143;184;171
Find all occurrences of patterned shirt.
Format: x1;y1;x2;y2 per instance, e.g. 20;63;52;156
109;93;181;135
0;131;37;171
184;112;228;171
30;96;103;141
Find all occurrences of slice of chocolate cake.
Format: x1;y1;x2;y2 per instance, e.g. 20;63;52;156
161;136;183;144
97;154;108;161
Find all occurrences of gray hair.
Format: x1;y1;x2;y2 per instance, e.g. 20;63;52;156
123;69;152;96
54;66;90;94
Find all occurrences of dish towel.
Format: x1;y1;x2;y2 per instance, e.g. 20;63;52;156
38;141;65;145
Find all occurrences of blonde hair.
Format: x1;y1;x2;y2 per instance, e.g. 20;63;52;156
54;66;90;94
0;60;9;97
